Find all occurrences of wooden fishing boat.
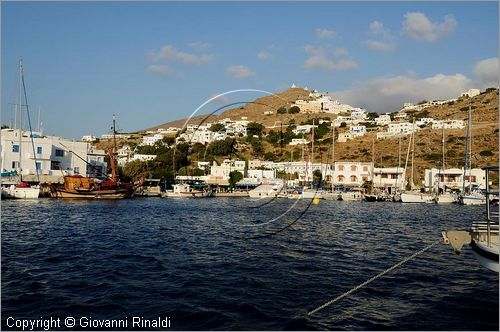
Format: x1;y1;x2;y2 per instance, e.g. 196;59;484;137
51;115;136;199
51;176;134;199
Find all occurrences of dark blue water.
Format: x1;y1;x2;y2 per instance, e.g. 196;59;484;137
1;198;498;330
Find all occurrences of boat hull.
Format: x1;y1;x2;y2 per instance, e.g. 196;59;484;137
435;194;456;204
459;195;486;205
340;192;363;201
401;192;433;203
470;240;499;272
51;188;133;199
1;186;40;199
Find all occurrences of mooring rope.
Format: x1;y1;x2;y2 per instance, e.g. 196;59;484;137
307;239;441;316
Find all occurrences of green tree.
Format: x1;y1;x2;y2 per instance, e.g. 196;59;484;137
277;106;287;114
122;160;150;180
209;123;226;132
246;122;265;137
266;130;281;147
207;138;236;156
288;106;301;114
313;169;322;186
228;170;243;190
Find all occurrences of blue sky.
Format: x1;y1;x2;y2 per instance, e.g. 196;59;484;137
1;1;498;139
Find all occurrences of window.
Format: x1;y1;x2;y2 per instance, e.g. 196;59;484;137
363;166;368;172
37;146;42;154
350;175;358;182
362;176;368;182
51;161;61;170
12;161;19;169
12;145;19;153
337;175;345;183
351;165;357;171
338;165;344;171
55;149;64;157
36;162;42;170
74;167;80;174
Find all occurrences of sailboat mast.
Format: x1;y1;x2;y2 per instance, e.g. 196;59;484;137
396;136;401;190
311;119;315;164
18;58;23;179
410;120;416;188
110;114;118;182
331;124;335;192
462;106;470;193
468;110;472;192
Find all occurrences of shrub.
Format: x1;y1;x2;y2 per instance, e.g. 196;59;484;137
479;150;494;157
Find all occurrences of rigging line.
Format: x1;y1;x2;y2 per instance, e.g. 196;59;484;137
21;73;40;183
58;142;110;179
306;239;440;317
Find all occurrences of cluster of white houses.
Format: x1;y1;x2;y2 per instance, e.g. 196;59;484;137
181;158;486;192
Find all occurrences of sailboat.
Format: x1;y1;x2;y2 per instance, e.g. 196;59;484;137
50;115;135;199
400;121;433;203
434;126;457;204
1;59;40;199
459;106;486;205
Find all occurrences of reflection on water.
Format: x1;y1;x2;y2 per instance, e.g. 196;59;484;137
1;198;498;330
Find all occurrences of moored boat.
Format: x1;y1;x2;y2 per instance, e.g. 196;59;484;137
442;166;499;272
50;115;135;199
162;183;212;198
1;182;40;199
400;191;433;203
435;192;457;204
51;175;134;199
248;184;282;198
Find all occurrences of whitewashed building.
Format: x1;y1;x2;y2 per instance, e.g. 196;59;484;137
431;120;465;130
1;128;91;177
333;162;373;186
141;133;164;146
87;145;108;178
461;89;480;98
424;168;486;190
373;167;406;190
337;133;353;143
415;118;434;127
388;122;416;135
289;138;309;146
81;135;97;143
375;114;391;126
349;125;367;137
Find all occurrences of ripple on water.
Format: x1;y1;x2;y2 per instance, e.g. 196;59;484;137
1;199;498;330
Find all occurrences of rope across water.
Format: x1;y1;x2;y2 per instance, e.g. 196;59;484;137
307;239;441;316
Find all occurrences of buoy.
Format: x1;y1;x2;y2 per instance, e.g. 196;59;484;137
312;197;320;205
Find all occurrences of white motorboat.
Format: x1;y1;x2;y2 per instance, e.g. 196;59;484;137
400;191;433;203
1;183;40;199
442;166;499;272
459;192;486;205
301;188;323;199
322;191;340;201
340;191;363;201
163;183;211;198
435;193;457;204
248;184;282;198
